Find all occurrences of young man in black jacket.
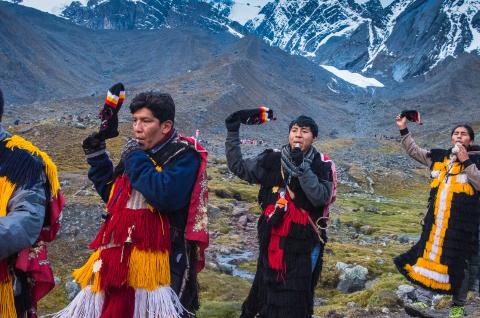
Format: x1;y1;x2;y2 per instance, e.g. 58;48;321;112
225;109;336;318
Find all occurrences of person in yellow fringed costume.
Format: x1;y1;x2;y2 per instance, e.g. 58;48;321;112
55;84;208;318
394;113;480;318
0;87;64;318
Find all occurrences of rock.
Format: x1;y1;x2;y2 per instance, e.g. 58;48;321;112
398;235;411;243
376;258;385;265
54;276;61;286
19;127;32;134
396;284;415;301
359;225;375;235
336;263;368;293
65;280;81;301
73;122;86;129
314;297;328;306
207;204;221;218
347;301;357;308
332;218;341;229
14;119;20;125
364;206;378;213
381;307;390;314
238;215;248;227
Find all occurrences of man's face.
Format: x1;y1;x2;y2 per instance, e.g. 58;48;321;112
132;107;172;150
451;127;472;147
288;124;315;152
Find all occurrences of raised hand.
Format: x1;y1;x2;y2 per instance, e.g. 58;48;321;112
98;83;126;140
225;106;275;132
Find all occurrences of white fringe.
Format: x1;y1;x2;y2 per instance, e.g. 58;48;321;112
134;287;188;318
52;286;104;318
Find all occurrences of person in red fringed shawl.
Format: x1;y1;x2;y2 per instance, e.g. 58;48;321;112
224;109;337;318
0;88;64;318
55;85;208;318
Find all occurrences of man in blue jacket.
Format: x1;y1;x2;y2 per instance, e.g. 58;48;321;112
68;87;207;317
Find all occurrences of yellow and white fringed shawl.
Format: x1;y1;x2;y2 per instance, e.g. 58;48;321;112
395;152;480;294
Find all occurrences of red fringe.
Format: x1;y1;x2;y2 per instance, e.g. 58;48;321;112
267;193;310;275
0;260;9;283
106;175;131;215
99;246;132;290
100;285;135;318
90;208;171;252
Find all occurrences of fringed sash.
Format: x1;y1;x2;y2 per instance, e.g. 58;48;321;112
0;135;63;318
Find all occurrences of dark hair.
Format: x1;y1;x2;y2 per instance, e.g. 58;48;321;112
129;92;175;123
289;115;318;138
0;88;3;121
451;124;474;141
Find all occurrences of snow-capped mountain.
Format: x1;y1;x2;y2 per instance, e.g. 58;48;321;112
7;0;480;81
246;0;480;81
58;0;236;32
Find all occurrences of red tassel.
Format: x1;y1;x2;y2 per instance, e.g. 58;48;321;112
99;246;132;290
0;260;9;283
100;285;135;318
97;209;170;252
267;236;284;271
106;175;132;214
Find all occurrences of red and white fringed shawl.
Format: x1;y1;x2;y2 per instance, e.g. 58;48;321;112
178;135;209;273
55;174;185;318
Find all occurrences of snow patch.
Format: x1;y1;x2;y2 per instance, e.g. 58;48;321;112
18;0;88;16
229;0;269;25
321;65;385;88
227;25;244;38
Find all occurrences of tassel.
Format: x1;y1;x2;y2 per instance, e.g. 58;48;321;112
92;271;102;293
100;246;131;290
53;286;104;318
0;177;16;217
97;208;170;252
128;248;171;290
0;260;9;282
5;135;60;197
100;286;135;318
72;250;101;289
0;279;16;318
133;287;186;318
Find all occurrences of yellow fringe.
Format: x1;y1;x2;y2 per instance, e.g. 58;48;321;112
5;135;60;197
0;177;16;217
414;257;449;274
91;271;101;293
0;280;17;318
450;183;475;195
128;248;170;290
404;264;451;291
72;250;101;289
431;162;446;172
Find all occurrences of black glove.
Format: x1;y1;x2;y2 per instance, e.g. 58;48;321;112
98;83;125;140
225;106;275;132
82;132;106;156
268;206;287;227
400;110;422;125
290;145;304;166
121;138;142;162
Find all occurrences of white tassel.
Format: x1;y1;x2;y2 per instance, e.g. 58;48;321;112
134;287;188;318
51;286;104;318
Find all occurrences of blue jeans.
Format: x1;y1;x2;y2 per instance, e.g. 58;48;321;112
311;244;321;272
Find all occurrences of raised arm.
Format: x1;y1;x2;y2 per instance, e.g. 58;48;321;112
396;114;431;167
